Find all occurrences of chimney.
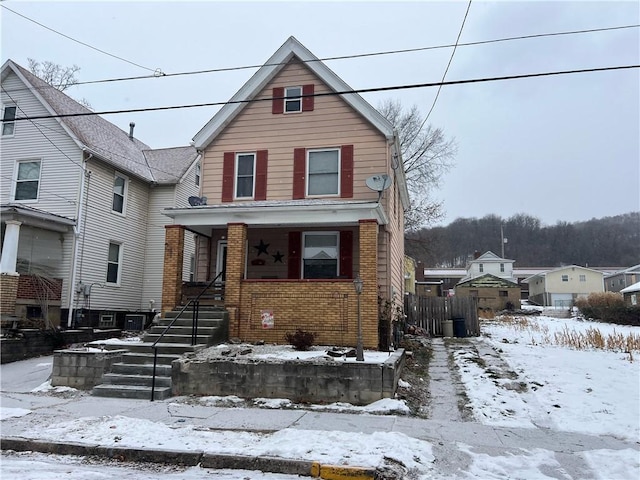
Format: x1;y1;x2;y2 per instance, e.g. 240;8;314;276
416;261;425;282
129;122;135;140
474;250;481;259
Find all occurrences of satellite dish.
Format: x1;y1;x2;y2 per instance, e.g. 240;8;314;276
365;174;392;192
188;196;206;206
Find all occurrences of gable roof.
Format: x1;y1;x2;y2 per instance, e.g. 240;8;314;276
605;264;640;278
456;274;519;289
470;251;514;263
192;36;395;150
524;264;604;282
2;60;196;185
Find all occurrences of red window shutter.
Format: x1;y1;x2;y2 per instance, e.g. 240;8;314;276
272;87;284;114
288;231;302;279
302;84;314;111
293;148;306;199
339;230;353;279
222;152;235;202
340;144;354;198
255;150;268;201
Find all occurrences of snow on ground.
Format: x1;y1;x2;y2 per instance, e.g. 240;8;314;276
0;407;31;421
455;315;640;440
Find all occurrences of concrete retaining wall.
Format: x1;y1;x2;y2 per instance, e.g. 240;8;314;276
51;348;127;389
172;349;405;405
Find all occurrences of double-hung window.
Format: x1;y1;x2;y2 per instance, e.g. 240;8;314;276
14;160;41;201
307;149;339;196
561;275;569;282
112;173;127;214
479;264;484;273
106;242;122;284
284;86;302;113
195;162;201;186
303;232;338;279
235;153;255;199
2;105;17;136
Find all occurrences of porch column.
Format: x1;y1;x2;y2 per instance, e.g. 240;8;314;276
0;220;21;275
161;225;185;313
225;223;247;338
358;219;378;349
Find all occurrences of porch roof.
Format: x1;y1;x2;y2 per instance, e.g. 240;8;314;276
163;199;387;235
1;204;76;233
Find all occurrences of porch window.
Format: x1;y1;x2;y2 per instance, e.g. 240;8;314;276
235;153;255;198
2;105;17;136
307;149;339;196
14;160;41;201
106;242;122;284
303;232;338;279
112;173;127;214
284;86;302;113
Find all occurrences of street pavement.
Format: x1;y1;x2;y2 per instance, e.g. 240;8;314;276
1;353;638;479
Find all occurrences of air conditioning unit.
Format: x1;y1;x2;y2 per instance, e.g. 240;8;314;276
125;314;145;331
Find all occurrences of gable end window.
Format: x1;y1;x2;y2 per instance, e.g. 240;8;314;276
106;242;122;284
195;162;201;186
2;105;17;136
479;264;484;273
112;173;128;214
272;84;314;114
14;160;41;201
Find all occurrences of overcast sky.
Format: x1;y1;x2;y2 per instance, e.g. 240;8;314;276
2;1;638;227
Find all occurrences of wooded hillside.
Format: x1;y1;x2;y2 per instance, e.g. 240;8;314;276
406;212;640;268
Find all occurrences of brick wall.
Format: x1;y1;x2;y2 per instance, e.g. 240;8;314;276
225;223;248;336
16;275;63;300
0;274;19;316
162;225;185;312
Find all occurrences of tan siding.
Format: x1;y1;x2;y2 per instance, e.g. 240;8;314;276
202;61;389;204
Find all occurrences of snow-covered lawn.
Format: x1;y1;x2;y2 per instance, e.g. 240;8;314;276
455;315;640;441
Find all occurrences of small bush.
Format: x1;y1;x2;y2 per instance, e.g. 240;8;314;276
285;329;316;351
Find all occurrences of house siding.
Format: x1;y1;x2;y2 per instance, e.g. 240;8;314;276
174;166;198;283
201;60;389;205
545;268;604;296
76;159;149;311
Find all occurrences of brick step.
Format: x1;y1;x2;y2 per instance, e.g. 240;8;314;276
92;384;172;400
101;373;171;388
110;363;172;376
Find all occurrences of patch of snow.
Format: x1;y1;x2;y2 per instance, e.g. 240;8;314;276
31;381;78;394
0;407;32;420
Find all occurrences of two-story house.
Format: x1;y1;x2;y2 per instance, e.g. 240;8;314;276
1;60;199;330
162;37;409;350
464;251;515;282
525;265;605;307
604;264;640;293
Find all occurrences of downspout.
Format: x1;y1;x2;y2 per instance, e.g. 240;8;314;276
67;152;92;328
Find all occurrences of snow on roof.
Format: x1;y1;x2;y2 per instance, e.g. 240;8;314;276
620;281;640;294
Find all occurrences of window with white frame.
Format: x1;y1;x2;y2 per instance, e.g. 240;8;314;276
2;105;17;136
479;263;484;273
307;149;339;196
579;274;586;282
284;86;302;113
561;274;569;282
14;160;41;201
303;232;338;279
112;173;127;214
106;242;122;284
500;263;505;272
235;153;255;198
195;162;201;186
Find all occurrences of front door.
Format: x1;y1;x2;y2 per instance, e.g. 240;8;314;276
216;241;227;282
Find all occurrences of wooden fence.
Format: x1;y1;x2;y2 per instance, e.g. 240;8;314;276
404;295;480;337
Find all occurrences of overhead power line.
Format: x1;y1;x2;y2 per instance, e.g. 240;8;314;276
8;64;639;123
1;4;162;74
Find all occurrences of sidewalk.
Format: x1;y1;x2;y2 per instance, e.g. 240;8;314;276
1;355;638;479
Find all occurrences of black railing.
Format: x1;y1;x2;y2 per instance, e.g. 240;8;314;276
150;271;224;401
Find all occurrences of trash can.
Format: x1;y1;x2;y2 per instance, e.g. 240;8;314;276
453;317;466;337
442;319;454;337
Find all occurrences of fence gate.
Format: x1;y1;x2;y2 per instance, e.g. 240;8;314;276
404;295;479;337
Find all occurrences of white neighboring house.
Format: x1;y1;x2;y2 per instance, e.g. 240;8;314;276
463;251;515;282
525;265;605;307
0;60;200;329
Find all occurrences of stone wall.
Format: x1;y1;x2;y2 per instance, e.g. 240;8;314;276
172;349;405;405
51;349;126;389
0;328;121;364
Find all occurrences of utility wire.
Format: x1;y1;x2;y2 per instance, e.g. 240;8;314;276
9;64;639;123
1;23;637;94
1;4;162;74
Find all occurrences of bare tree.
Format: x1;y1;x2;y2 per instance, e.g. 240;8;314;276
379;99;456;231
27;58;92;109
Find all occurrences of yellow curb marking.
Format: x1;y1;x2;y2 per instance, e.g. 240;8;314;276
311;461;376;480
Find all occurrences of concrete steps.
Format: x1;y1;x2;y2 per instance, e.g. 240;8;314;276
92;305;229;400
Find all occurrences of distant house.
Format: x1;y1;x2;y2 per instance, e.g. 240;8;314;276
161;37;409;349
404;255;417;295
525;265;604;307
464;251;515;282
604;265;640;293
0;60;199;329
620;281;640;306
455;274;521;311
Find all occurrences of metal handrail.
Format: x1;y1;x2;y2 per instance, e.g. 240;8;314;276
151;271;224;401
